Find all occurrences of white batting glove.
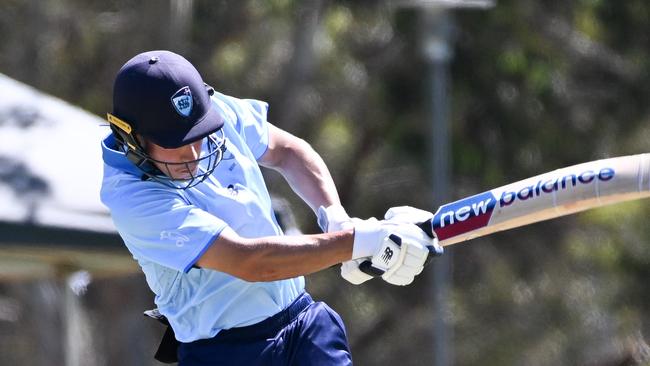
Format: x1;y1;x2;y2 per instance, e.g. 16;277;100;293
351;220;443;286
317;204;352;232
384;206;434;225
318;205;443;286
339;260;374;285
384;206;443;271
317;205;375;285
377;222;441;285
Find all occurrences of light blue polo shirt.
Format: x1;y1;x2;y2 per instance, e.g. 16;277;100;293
100;92;305;342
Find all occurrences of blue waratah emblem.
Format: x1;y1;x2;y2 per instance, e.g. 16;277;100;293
171;86;193;117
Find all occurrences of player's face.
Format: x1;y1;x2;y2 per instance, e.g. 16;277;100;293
146;139;204;180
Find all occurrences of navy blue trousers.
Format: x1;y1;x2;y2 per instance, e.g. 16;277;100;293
177;293;353;365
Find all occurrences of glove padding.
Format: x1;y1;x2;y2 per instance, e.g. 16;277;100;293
362;221;439;286
384;206;443;268
340;259;374;285
318;205;443;286
343;206;443;286
384;206;434;225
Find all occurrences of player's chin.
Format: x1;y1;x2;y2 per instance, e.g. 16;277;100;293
170;166;199;180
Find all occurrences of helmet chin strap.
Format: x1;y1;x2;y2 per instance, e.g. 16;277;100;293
107;121;164;179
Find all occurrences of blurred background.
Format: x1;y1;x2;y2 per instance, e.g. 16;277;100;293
0;0;649;365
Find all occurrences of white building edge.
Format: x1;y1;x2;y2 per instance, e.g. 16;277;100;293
0;73;115;234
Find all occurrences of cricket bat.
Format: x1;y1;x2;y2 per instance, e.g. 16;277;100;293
418;153;650;246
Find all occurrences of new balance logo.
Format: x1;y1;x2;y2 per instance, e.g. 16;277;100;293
381;247;394;265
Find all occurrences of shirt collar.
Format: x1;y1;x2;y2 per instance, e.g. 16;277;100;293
101;133;143;176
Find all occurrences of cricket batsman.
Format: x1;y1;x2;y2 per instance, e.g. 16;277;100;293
100;50;443;365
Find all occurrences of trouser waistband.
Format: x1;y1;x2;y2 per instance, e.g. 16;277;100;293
190;292;314;344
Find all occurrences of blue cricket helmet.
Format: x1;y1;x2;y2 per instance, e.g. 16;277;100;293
107;50;226;189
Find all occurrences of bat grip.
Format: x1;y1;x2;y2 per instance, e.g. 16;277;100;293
358;260;385;277
416;219;435;239
416;218;442;266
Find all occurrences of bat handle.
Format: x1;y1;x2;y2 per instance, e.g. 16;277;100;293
416;218;435;239
358;260;385;277
416;218;442;266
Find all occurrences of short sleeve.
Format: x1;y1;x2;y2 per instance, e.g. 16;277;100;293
239;99;270;159
108;186;227;273
212;93;270;160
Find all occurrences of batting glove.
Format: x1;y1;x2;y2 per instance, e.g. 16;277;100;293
384;206;434;225
318;205;443;286
384;205;443;269
317;204;352;232
352;220;442;286
348;206;443;285
377;222;441;285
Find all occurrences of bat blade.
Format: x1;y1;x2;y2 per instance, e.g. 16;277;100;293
428;153;650;246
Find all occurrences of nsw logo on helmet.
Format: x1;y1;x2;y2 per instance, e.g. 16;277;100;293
171;86;193;117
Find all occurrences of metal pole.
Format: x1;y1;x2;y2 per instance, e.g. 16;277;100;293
421;8;454;366
64;270;94;366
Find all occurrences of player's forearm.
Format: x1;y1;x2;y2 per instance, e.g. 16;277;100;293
260;125;341;212
242;230;353;281
198;228;354;282
275;140;341;212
